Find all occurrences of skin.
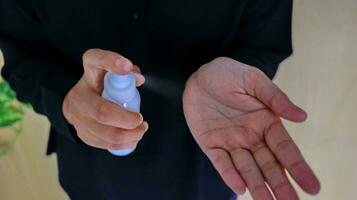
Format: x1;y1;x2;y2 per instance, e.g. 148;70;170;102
63;49;148;150
63;50;320;199
183;57;321;199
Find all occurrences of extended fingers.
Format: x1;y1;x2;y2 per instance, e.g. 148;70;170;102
69;85;144;129
200;126;302;200
251;142;299;200
230;148;273;200
265;121;320;195
244;68;307;122
206;148;246;195
68;89;148;151
85;118;149;144
88;94;143;129
199;128;272;198
76;127;139;150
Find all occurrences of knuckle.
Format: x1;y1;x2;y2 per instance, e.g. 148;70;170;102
243;68;265;90
138;124;148;134
101;51;114;62
101;128;118;140
250;142;266;154
238;164;255;176
230;149;256;175
128;114;143;129
271;91;284;103
96;103;111;122
260;160;280;174
242;127;260;149
244;68;257;81
77;131;92;145
272;181;290;192
107;143;121;150
82;49;96;63
221;167;234;178
65;110;78;126
251;184;268;194
102;127;116;136
103;52;125;68
130;127;146;139
111;132;126;143
76;130;84;139
136;130;146;141
131;120;141;129
248;68;264;79
118;55;132;65
133;65;141;73
109;142;136;150
124;122;138;130
275;139;294;155
132;129;145;140
66;87;79;103
211;153;226;165
225;137;240;151
230;148;246;157
289;160;306;172
230;148;251;162
108;144;121;150
265;120;281;136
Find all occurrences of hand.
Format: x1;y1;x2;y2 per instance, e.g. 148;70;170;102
183;57;320;200
62;49;149;150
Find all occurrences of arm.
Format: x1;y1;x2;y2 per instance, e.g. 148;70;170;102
225;0;293;79
183;0;320;199
1;0;147;150
0;0;82;142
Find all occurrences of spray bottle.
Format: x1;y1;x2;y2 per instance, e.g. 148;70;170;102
102;72;140;156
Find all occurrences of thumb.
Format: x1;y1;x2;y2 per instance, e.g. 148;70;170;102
82;49;145;92
245;68;307;122
82;49;133;74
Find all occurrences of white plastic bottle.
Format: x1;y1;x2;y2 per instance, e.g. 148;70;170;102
102;72;141;156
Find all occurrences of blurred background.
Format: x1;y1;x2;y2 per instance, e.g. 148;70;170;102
0;0;356;199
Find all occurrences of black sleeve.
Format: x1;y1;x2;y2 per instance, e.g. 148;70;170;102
226;0;293;79
0;0;82;142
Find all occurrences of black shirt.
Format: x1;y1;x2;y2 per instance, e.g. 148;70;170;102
0;0;292;199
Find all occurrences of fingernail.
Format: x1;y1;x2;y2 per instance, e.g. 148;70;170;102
143;121;149;131
298;108;308;121
138;74;146;83
115;58;132;71
139;113;144;123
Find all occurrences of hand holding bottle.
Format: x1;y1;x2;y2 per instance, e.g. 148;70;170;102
62;49;148;152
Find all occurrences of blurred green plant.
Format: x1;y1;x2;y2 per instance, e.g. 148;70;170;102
0;80;31;157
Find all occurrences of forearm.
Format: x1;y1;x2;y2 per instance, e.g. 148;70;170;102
1;37;82;142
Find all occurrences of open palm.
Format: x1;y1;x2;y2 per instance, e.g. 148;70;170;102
183;57;320;200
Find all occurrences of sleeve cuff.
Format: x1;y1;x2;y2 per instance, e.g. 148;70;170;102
224;47;292;80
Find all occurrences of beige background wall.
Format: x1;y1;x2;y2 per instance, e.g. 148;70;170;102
0;0;356;199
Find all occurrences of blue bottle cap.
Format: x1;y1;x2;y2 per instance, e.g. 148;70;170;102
108;73;133;89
